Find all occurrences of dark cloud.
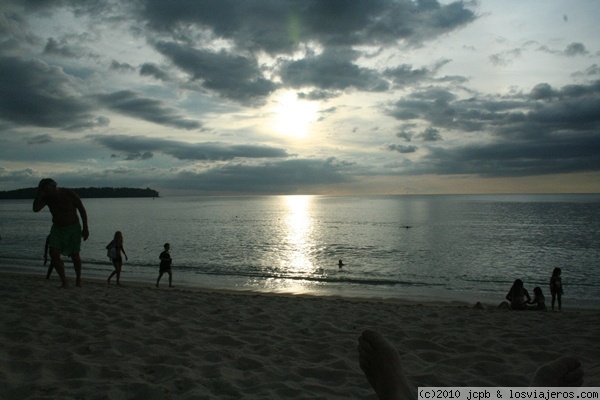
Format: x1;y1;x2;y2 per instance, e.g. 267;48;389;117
173;157;354;194
414;133;600;177
385;143;418;153
489;49;522;67
529;80;600;100
396;130;413;142
27;134;52;145
384;62;440;86
537;42;589;58
298;90;339;101
39;156;356;194
140;62;168;80
93;135;289;161
387;88;484;131
154;41;278;103
529;83;555;100
96;90;202;130
572;64;600;78
110;60;135;72
22;0;471;108
564;42;588;57
65;116;110;131
0;166;37;183
280;48;388;91
386;80;600;177
43;38;77;58
417;127;442;141
125;151;154;161
0;56;98;128
42;36;99;60
388;80;600;138
141;0;476;54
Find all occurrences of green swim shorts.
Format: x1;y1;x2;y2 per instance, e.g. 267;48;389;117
49;223;82;256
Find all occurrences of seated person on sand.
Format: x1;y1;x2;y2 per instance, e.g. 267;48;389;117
499;279;531;310
527;286;547;311
358;329;584;400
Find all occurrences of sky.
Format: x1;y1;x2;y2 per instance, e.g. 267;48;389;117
1;0;599;196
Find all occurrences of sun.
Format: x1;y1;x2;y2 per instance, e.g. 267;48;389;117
271;91;319;138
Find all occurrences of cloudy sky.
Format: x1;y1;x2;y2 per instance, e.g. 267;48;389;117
1;0;599;195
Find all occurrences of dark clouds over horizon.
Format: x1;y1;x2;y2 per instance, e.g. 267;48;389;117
0;0;599;194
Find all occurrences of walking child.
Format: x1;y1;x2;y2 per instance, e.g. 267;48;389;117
107;231;128;285
156;243;173;288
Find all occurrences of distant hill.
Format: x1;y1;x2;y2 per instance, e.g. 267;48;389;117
0;187;160;199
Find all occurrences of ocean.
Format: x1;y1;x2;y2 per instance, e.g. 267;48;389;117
1;194;599;308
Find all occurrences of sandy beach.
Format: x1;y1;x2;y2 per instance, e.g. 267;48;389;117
1;272;599;399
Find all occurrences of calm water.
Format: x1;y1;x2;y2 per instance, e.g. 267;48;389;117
1;194;599;308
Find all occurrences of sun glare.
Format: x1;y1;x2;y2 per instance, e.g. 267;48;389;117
272;91;319;138
283;195;314;272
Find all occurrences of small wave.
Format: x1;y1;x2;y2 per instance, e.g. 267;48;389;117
190;268;438;287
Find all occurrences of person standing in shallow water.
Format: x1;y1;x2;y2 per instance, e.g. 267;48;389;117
107;231;128;285
550;267;564;311
156;243;173;288
33;178;89;288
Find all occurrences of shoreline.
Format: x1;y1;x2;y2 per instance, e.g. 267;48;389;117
2;270;478;308
2;272;600;399
4;262;600;311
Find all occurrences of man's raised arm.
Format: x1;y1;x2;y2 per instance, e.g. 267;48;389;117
32;187;47;212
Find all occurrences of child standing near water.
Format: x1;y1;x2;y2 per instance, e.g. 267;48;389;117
156;243;173;288
550;267;563;311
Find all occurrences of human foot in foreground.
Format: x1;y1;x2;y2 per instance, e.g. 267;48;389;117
358;329;415;400
530;356;584;387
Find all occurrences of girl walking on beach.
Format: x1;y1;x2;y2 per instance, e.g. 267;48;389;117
550;267;563;311
107;231;128;285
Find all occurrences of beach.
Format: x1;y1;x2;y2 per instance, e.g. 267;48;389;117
1;272;599;399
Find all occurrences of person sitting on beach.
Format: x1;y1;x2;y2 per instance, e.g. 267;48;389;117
33;178;89;288
107;231;128;285
550;267;564;311
156;243;173;288
357;329;584;400
527;286;546;311
504;279;531;310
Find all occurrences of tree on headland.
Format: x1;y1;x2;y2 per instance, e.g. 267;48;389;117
0;187;160;199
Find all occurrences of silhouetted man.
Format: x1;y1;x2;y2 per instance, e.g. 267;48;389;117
33;179;89;287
